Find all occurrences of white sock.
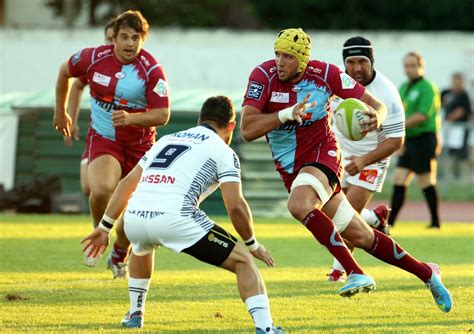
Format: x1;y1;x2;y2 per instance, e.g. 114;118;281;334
128;277;151;315
245;294;273;332
331;258;345;272
362;208;379;228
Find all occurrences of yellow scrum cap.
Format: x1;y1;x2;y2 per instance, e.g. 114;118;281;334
274;28;311;73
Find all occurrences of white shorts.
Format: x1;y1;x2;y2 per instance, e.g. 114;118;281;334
123;209;214;256
340;160;388;192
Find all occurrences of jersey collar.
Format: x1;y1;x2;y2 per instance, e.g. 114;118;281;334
200;123;217;134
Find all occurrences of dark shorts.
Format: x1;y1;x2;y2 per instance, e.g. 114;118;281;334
87;129;153;177
397;132;437;173
279;138;343;193
81;128;92;161
182;225;237;266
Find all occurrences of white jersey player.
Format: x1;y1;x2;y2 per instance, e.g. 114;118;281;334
81;96;286;333
327;36;405;282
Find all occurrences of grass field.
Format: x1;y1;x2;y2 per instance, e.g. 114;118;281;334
1;214;473;333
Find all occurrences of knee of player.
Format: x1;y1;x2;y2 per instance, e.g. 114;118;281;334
90;184;115;200
287;199;314;221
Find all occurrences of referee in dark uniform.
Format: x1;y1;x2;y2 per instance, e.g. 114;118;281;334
388;52;442;228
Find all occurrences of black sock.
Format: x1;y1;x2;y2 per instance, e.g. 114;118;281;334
389;185;406;226
422;185;440;227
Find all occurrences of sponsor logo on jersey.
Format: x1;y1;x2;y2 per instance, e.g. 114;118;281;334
246;81;264;100
154;78;167;97
270;92;290;103
140;55;151;67
97;49;112;58
127;210;165;219
292;85;303;92
233;154;240;169
140;174;176;184
170;132;210;142
92;72;111;87
208;233;229;248
308;66;322;74
408;90;419;101
71;50;82;66
327;150;337;157
277;119;314;133
115;71;126;79
269;66;277;73
359;169;378;184
340;73;356;90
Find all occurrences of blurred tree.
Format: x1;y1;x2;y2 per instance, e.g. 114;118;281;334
44;0;474;31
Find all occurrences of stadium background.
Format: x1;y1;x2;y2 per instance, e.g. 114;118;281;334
0;1;473;333
1;0;473;216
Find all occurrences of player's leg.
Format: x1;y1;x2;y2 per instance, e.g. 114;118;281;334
79;158;90;197
121;212;156;328
324;192;452;312
388;166;414;226
328;183;373;282
107;216;131;278
121;251;154;328
182;225;284;333
88;154;121;227
417;166;441;228
415;139;441;229
108;142;151;277
287;164;375;297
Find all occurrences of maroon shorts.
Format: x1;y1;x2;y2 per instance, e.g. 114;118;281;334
81;128;93;161
278;138;343;193
87;130;154;177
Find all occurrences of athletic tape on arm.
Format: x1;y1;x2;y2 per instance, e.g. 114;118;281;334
291;173;330;205
331;197;355;233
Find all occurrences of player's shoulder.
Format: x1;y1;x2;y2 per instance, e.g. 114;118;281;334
371;70;399;95
137;49;161;69
94;44;114;60
251;60;277;78
306;59;332;75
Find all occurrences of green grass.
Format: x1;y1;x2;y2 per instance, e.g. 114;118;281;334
0;214;473;333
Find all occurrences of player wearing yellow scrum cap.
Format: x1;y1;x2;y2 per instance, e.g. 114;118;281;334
274;28;311;74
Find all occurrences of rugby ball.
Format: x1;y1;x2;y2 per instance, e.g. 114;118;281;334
334;98;369;141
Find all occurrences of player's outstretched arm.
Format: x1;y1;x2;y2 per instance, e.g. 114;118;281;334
220;182;274;267
54;61;73;137
359;90;387;132
81;164;143;256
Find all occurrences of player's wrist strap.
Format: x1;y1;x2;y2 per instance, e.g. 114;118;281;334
244;236;259;252
278;105;296;123
98;214;116;233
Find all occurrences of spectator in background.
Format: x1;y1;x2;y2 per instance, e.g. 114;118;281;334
388;52;442;229
441;72;472;179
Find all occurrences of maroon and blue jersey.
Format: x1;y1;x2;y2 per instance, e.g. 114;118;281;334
68;45;169;142
243;60;365;176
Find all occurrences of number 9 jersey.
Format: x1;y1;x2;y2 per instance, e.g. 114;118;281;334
127;125;241;217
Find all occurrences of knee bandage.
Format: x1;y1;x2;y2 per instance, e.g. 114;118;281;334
332;197;355;233
291;173;330;205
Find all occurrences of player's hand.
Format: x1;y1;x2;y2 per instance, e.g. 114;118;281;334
293;93;315;124
63;123;80;147
345;155;366;176
250;244;275;267
112;109;132;127
360;106;380;134
80;227;110;258
53;112;72;137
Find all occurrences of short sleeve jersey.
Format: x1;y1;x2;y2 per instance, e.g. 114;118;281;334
242;60;365;174
332;70;405;164
399;77;441;138
68;45;169;142
127;125;241;219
